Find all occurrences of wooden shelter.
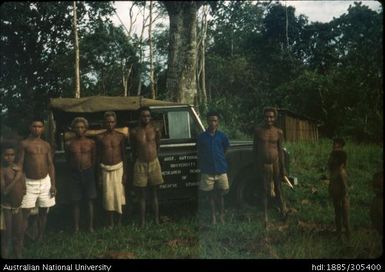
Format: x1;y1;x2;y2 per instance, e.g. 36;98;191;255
277;109;320;142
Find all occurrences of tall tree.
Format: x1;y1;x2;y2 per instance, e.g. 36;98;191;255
0;2;115;134
80;21;137;96
73;1;81;98
148;0;155;98
196;4;209;110
161;1;205;104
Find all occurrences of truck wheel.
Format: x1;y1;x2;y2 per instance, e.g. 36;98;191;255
236;171;261;209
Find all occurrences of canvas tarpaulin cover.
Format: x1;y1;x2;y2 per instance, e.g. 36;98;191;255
49;96;179;113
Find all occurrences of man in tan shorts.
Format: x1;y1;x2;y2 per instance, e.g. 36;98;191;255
130;106;163;227
197;112;230;225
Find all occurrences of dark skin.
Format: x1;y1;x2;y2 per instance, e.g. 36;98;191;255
96;115;126;228
329;141;347;168
130;110;161;227
328;153;350;240
1;148;25;259
65;121;96;233
206;115;228;225
18;121;56;242
253;110;287;229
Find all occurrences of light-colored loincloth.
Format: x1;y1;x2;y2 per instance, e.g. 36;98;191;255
100;162;126;214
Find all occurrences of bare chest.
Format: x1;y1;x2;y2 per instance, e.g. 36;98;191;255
256;129;280;144
25;142;48;155
2;168;16;185
135;129;155;144
101;135;122;148
70;140;93;153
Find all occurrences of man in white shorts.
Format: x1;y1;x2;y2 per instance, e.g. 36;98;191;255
197;111;230;225
18;117;56;242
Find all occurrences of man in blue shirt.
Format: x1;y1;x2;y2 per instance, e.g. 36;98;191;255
197;111;230;224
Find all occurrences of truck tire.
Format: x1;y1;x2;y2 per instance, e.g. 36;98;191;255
235;168;263;209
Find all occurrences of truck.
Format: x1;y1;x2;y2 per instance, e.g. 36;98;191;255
48;96;288;211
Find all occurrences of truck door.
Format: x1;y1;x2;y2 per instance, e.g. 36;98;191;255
150;106;204;202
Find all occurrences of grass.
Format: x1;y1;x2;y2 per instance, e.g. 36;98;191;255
20;139;383;259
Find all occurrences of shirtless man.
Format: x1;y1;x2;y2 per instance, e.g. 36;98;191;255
96;112;126;228
18;118;56;241
130;106;164;227
65;117;96;233
253;107;287;229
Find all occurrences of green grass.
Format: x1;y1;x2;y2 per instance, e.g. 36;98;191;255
21;139;382;259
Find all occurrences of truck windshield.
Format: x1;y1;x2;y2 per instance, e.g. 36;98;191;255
167;111;191;139
152;109;198;141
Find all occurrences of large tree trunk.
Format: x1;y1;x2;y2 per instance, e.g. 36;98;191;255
163;2;202;105
196;5;208;111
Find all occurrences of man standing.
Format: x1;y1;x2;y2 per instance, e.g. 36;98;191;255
197;111;230;225
96;112;126;228
18;117;56;241
253;107;287;229
130;106;164;227
65;117;97;233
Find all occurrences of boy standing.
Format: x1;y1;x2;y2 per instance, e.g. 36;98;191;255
197;112;230;225
18;118;56;242
328;149;350;240
1;144;26;258
65;117;97;233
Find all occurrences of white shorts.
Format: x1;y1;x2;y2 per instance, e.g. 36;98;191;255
21;175;56;209
199;173;229;192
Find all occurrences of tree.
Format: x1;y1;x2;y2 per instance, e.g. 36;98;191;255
276;2;383;141
80;21;137;96
196;4;209;110
0;2;115;134
73;1;81;98
329;3;383;141
161;1;205;104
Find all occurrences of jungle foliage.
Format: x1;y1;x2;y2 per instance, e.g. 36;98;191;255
1;1;383;142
